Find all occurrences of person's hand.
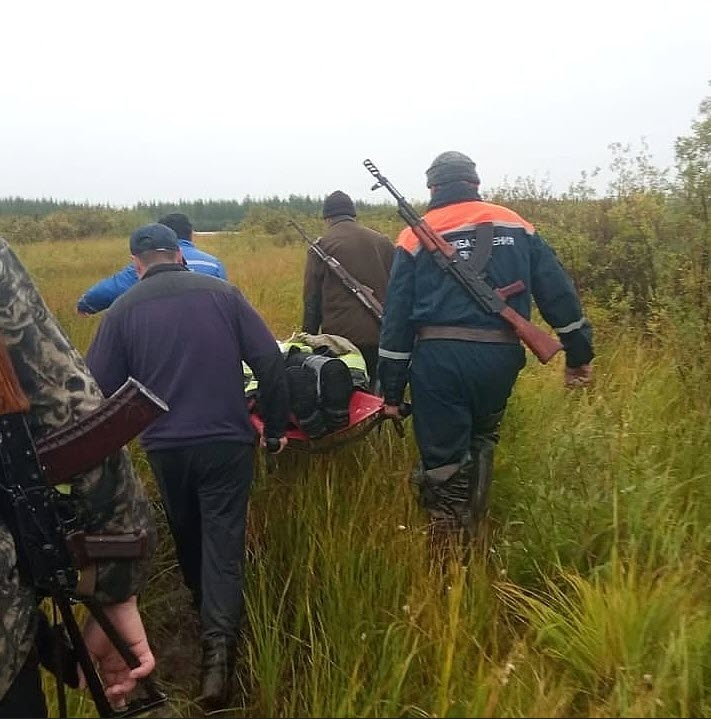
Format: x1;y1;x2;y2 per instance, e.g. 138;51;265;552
565;363;592;388
76;309;91;317
260;435;288;454
81;596;155;704
383;404;403;419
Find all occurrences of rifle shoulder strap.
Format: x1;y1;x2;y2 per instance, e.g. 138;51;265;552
470;222;495;274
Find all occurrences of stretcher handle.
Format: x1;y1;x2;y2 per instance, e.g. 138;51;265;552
390;402;412;438
265;438;282;453
398;402;412;418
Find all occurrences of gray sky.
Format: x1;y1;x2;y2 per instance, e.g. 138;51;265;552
1;0;709;205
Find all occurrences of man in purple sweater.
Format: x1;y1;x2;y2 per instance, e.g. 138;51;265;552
86;223;289;710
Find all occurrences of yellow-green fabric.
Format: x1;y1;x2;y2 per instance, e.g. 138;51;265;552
244;335;369;396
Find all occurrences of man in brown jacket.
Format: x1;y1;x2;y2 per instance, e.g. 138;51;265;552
302;191;394;386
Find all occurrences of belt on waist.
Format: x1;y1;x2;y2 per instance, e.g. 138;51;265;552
417;326;520;344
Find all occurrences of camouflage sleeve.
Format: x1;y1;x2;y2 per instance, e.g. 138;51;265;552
0;237;156;604
0;525;36;700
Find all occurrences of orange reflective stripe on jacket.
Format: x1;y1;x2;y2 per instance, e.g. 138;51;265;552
396;201;536;255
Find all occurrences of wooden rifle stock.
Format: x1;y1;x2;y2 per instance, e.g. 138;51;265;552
498;306;564;363
36;378;168;484
496;280;526;300
0;341;169;480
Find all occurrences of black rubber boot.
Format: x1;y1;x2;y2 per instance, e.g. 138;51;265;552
303;354;352;431
198;637;237;712
286;364;328;438
468;410;505;531
412;460;474;557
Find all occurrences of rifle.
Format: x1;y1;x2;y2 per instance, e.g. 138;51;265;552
36;378;169;485
288;219;384;322
0;341;168;718
363;160;563;364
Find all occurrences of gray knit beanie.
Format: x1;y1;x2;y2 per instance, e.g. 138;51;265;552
426;151;480;188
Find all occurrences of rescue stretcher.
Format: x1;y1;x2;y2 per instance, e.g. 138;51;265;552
245;332;410;453
249;390;408;453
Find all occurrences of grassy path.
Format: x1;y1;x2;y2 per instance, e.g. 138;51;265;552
17;235;711;717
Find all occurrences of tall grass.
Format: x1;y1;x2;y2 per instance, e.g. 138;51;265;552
15;233;711;717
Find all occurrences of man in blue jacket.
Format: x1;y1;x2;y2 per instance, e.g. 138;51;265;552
86;223;289;710
379;151;593;546
76;213;227;315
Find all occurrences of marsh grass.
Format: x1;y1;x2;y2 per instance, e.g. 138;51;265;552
15;234;711;717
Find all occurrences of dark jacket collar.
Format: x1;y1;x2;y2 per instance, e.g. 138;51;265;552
141;263;189;280
428;181;482;210
327;215;356;227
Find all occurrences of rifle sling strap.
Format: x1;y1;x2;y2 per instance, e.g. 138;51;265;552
470;222;495;274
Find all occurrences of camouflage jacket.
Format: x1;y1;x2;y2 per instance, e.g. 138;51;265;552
0;238;156;700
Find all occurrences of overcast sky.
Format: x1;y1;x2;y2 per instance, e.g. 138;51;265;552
1;0;709;205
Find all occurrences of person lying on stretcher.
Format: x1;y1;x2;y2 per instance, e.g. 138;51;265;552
244;333;370;440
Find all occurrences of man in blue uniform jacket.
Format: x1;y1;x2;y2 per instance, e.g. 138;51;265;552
76;213;227;315
378;151;594;545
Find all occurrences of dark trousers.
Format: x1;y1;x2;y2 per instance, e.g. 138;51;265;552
356;344;379;392
148;441;254;642
410;341;525;469
0;647;47;719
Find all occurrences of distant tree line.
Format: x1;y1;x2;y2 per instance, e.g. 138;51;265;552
0;197;98;218
0;194;397;242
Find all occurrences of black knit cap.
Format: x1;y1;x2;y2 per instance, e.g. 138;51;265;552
130;223;179;255
323;191;356;219
426;151;480;188
158;212;193;240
